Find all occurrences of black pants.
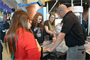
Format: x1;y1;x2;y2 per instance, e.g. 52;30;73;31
0;53;2;60
0;43;3;60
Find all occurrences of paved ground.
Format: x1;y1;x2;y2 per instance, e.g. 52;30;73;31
2;43;11;60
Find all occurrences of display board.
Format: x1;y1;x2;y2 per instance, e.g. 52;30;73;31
37;7;46;22
88;8;90;35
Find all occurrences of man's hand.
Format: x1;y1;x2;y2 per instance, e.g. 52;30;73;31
47;33;66;52
47;48;53;52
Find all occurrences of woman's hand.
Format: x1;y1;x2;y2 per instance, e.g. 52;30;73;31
53;37;56;42
52;31;56;35
35;39;41;52
37;44;41;52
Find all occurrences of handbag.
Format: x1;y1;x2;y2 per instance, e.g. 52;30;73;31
11;36;18;60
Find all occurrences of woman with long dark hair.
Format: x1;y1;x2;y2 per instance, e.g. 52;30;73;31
4;10;41;60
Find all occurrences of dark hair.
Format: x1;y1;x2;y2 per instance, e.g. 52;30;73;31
4;10;31;57
32;13;43;30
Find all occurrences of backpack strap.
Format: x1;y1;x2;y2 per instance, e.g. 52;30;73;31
11;36;18;60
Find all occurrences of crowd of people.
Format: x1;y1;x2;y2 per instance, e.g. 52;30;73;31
0;4;88;60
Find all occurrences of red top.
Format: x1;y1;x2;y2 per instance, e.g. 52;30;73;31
14;28;41;60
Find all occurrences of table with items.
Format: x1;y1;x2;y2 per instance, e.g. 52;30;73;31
84;40;90;59
40;39;90;60
40;40;68;60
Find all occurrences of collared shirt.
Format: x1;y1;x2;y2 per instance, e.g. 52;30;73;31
61;11;85;47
